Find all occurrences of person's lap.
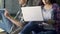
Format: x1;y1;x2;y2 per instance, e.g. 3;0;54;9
19;21;43;34
19;21;56;34
0;12;13;33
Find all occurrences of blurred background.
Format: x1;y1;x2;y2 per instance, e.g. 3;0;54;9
0;0;60;14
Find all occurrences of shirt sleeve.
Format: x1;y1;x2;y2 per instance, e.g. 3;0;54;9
53;3;60;34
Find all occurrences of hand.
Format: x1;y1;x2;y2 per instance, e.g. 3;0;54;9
47;19;55;24
42;22;49;26
4;9;10;18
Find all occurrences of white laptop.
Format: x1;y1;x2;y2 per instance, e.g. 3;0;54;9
21;6;44;21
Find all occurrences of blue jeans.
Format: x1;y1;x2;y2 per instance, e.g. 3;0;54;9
19;21;56;34
0;10;13;33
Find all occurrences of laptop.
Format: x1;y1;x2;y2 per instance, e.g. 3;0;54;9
21;6;44;21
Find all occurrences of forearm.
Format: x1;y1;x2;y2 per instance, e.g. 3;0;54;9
4;9;23;27
6;16;23;27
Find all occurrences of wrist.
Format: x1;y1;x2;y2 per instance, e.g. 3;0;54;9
6;15;12;19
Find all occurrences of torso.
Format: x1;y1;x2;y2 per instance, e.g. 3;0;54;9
42;5;54;21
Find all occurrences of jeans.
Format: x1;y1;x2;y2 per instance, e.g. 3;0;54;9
0;10;13;33
19;21;56;34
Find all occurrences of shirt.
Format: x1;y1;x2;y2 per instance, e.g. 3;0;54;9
42;8;53;21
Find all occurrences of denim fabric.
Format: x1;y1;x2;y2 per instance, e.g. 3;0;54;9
0;10;13;33
18;21;42;34
19;21;56;34
37;31;57;34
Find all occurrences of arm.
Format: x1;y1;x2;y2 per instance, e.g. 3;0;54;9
4;9;23;27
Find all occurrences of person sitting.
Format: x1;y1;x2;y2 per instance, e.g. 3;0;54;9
0;0;43;34
18;0;60;34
